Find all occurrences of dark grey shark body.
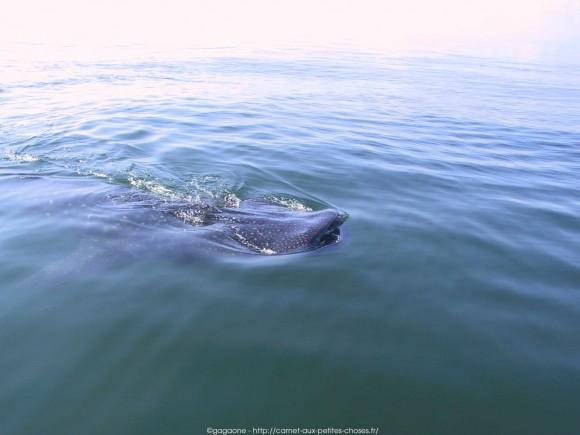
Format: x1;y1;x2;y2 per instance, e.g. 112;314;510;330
8;176;345;257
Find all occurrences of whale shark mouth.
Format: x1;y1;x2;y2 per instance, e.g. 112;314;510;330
316;213;345;247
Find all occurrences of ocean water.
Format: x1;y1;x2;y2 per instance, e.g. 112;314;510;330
1;45;580;434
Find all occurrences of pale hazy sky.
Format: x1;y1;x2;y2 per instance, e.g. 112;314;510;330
1;0;579;61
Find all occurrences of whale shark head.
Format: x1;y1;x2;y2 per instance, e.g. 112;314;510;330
200;201;346;255
230;208;344;255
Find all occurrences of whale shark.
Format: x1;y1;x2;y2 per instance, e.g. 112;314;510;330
4;175;346;257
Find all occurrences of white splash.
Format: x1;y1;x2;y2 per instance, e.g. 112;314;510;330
3;152;39;162
269;196;313;211
128;176;186;201
222;192;241;208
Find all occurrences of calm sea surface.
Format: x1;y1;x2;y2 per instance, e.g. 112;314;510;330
1;45;580;434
